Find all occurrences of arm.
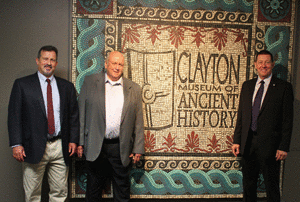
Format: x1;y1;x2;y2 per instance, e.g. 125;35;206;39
8;80;23;146
77;78;88;158
231;83;245;156
130;85;144;162
8;80;27;161
68;83;80;156
276;82;294;160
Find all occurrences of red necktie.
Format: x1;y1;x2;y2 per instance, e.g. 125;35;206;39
46;79;55;135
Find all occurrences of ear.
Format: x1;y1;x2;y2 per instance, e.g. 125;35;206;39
36;58;39;65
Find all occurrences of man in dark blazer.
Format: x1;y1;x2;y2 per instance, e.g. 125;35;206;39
77;51;144;202
232;50;294;202
8;45;79;202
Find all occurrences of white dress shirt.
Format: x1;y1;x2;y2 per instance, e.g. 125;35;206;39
252;74;272;108
105;73;124;139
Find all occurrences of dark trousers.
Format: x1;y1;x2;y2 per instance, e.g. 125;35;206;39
85;139;131;202
242;130;280;202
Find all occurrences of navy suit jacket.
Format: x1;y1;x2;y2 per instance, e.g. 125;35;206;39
8;72;79;166
233;76;293;159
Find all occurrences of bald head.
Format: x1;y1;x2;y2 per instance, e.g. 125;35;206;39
105;51;124;81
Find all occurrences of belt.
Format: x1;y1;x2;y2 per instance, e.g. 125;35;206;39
48;135;61;142
103;137;119;144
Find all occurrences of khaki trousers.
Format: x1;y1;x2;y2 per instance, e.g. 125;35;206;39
23;139;68;202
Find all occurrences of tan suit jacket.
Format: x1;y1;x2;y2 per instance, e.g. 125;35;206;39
78;71;144;166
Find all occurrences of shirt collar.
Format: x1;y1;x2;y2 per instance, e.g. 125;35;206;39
256;73;272;85
37;71;54;82
105;73;123;86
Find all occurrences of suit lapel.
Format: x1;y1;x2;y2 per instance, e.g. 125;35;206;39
246;79;257;112
260;76;276;114
121;78;131;124
56;77;64;124
97;72;106;120
32;73;47;118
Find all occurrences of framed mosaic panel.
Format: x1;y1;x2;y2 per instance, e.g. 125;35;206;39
70;0;296;199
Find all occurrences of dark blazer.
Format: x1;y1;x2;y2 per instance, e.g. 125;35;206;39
78;71;144;167
233;76;293;159
8;72;79;166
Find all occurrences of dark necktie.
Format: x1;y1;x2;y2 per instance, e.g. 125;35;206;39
251;80;265;131
46;79;55;135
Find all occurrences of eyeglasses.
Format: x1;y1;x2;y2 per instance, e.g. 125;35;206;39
109;61;124;67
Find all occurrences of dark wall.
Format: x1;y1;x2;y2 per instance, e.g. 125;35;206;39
0;1;70;201
0;1;299;202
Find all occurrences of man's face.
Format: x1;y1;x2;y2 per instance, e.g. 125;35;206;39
36;50;58;78
254;54;274;80
105;51;124;81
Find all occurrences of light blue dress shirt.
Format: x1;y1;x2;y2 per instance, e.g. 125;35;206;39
38;71;61;138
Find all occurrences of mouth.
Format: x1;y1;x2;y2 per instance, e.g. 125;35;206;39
44;64;52;71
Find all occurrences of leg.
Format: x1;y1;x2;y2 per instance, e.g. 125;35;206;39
261;158;281;202
241;157;260;202
85;154;111;202
104;142;130;202
23;148;49;202
47;139;68;202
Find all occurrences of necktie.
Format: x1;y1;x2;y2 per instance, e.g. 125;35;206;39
251;80;264;131
46;79;55;135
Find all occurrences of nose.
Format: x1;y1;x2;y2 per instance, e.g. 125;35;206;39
116;64;121;70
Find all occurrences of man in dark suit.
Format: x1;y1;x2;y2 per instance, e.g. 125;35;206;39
232;50;294;202
77;51;144;202
8;45;79;202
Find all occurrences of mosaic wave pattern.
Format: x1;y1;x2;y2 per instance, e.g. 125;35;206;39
75;19;106;93
75;167;266;196
130;169;243;195
265;26;290;80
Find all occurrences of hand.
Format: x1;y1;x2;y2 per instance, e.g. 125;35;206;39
68;143;77;156
129;153;142;164
276;150;288;161
13;146;26;162
231;144;240;157
77;146;84;158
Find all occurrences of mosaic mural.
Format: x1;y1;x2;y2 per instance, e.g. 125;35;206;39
71;0;296;199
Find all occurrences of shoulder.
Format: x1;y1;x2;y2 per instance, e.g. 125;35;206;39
271;76;293;90
55;76;75;87
55;76;72;84
272;76;291;85
54;76;77;95
243;78;256;85
123;77;142;91
14;73;37;83
241;78;256;89
85;73;103;81
11;73;38;90
82;72;104;85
